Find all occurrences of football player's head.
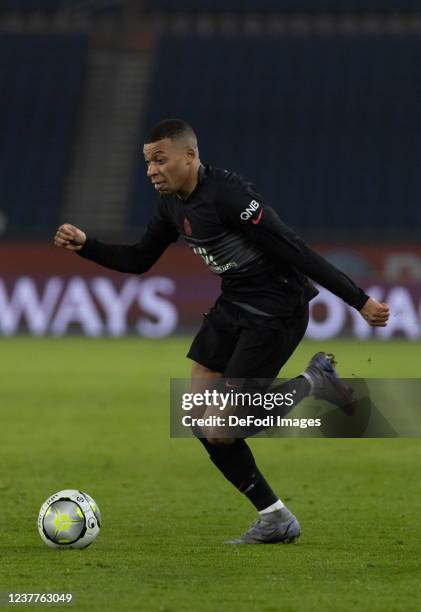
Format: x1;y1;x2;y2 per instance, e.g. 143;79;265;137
143;118;200;197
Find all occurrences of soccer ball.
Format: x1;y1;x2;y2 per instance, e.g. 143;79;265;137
38;489;101;549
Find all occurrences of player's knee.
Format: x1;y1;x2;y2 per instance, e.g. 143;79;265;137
191;362;222;395
191;361;221;380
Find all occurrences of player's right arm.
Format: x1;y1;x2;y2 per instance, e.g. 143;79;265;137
214;174;389;327
54;206;179;274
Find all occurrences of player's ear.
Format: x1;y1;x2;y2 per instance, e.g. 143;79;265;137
184;146;196;165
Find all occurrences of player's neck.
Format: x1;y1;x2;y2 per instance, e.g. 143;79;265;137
177;162;202;200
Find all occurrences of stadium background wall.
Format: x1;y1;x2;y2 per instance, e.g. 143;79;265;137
2;243;420;338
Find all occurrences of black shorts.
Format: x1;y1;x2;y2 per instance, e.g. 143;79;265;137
187;296;309;380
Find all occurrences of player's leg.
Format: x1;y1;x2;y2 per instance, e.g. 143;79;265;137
218;304;310;544
190;360;288;530
190;360;275;512
190;302;308;543
187;300;306;543
187;299;235;439
188;300;287;531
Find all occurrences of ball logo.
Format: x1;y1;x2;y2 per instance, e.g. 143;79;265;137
240;200;260;221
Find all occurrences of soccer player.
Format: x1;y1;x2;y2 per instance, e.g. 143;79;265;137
54;119;390;544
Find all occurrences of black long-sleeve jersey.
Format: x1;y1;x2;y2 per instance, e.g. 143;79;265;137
78;165;369;316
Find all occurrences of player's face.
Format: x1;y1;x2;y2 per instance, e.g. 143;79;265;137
143;138;193;195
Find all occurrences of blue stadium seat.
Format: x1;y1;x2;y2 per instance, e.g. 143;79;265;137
0;33;88;232
0;0;122;13
140;0;420;13
130;33;420;235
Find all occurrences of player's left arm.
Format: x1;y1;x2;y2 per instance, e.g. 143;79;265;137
217;187;389;327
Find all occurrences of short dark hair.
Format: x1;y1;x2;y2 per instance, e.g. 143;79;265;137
144;118;196;144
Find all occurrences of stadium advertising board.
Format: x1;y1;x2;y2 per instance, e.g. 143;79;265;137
1;242;420;339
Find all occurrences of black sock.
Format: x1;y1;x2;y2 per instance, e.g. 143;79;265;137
238;376;311;436
199;438;278;511
270;375;311;412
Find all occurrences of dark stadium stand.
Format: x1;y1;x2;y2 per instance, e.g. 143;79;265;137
140;0;421;13
0;33;88;232
131;33;419;236
0;0;121;13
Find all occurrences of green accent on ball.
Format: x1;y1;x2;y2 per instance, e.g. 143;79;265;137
53;509;82;533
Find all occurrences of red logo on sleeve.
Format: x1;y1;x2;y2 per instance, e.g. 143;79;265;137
251;209;264;225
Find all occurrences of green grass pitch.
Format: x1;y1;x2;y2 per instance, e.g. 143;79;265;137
1;337;421;611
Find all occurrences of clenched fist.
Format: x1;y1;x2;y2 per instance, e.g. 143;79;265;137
54;223;86;252
360;297;390;327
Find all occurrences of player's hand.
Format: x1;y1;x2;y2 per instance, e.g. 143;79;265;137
54;223;86;252
359;297;390;327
